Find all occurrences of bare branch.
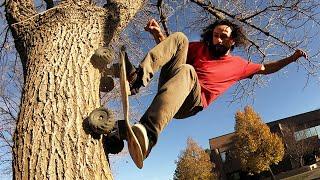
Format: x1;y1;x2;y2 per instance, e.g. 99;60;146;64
1;1;5;7
156;0;170;36
190;0;224;19
191;0;295;50
281;123;315;167
247;38;266;58
5;0;37;24
0;26;10;53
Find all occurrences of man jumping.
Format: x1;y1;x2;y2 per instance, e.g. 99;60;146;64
98;19;307;164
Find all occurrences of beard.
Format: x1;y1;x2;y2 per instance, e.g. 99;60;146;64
209;43;231;58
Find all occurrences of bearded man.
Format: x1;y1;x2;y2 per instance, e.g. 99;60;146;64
98;19;307;164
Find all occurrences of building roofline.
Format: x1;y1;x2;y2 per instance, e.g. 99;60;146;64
209;108;320;140
209;131;235;141
266;108;320;125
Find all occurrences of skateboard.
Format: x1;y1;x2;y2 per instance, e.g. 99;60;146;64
88;46;144;169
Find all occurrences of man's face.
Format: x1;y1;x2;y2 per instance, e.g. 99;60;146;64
210;25;235;57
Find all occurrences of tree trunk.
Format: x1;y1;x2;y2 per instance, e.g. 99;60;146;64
5;1;144;179
12;5;112;180
299;156;304;167
268;166;276;180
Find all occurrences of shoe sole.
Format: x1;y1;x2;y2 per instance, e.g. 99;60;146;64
127;128;144;169
132;124;148;158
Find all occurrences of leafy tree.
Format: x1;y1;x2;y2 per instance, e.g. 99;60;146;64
281;123;314;167
234;106;284;177
174;137;215;180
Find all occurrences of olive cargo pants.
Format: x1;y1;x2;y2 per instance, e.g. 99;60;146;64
138;32;203;156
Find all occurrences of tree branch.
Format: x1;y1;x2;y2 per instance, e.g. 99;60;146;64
247;38;266;58
191;0;294;50
190;0;224;19
5;0;37;24
156;0;170;36
0;26;10;54
239;5;296;22
108;0;146;41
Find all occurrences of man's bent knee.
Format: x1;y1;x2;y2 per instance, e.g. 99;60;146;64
178;64;197;78
171;32;188;46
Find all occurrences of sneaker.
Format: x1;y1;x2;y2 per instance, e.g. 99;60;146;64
132;124;149;158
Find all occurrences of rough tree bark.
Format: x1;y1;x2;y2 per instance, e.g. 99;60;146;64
5;0;145;179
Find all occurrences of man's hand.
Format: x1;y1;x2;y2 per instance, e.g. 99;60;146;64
144;19;162;35
256;49;308;75
292;49;308;61
144;19;166;44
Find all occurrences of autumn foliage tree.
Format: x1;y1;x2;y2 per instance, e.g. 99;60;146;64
234;106;284;176
174;137;215;180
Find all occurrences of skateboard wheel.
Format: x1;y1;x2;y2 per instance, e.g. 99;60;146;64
91;47;115;70
103;135;124;154
100;76;115;92
88;108;115;134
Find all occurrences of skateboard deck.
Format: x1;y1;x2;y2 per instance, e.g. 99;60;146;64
119;46;144;169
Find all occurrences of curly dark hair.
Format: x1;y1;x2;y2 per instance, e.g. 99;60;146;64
200;19;248;50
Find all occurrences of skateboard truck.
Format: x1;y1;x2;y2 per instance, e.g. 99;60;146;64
91;46;119;93
88;46;144;168
88;107;127;154
91;46;136;94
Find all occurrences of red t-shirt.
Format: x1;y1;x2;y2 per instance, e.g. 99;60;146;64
187;42;262;108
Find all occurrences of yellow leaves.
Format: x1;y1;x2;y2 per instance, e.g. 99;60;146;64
234;106;285;174
174;138;215;180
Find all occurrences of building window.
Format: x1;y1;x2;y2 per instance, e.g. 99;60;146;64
316;125;320;138
220;151;226;163
294;131;306;141
310;127;317;137
294;126;320;141
305;128;312;138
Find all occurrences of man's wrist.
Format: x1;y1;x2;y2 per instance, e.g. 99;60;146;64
153;33;165;43
152;32;164;38
290;54;299;62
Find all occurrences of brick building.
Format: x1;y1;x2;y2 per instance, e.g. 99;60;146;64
209;109;320;180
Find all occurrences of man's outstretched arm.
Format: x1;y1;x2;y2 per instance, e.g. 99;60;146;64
144;19;166;44
256;49;307;75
